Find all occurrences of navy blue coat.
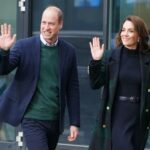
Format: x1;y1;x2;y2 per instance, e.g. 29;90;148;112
0;35;80;133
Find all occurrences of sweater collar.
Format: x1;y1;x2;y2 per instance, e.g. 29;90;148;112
40;34;58;47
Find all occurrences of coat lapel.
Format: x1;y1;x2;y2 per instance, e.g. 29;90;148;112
140;52;150;116
108;47;122;104
57;39;64;82
34;36;41;77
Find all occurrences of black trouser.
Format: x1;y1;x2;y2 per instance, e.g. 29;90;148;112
21;118;60;150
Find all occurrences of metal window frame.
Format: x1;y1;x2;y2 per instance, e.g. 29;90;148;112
103;0;112;49
17;0;32;39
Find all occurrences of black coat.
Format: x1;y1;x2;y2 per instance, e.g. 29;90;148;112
89;46;150;150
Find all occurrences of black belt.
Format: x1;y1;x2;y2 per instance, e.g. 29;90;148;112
119;96;140;103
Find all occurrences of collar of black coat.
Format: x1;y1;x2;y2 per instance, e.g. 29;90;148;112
108;45;150;64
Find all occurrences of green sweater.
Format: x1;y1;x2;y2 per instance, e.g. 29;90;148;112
25;43;59;120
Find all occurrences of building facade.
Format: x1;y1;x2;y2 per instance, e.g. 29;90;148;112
0;0;150;149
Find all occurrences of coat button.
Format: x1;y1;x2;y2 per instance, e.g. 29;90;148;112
106;106;110;110
102;124;106;128
145;109;149;112
87;66;89;74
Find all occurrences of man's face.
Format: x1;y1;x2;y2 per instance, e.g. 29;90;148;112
40;9;63;44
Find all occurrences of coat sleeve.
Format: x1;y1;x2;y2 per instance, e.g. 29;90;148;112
0;42;21;75
66;47;80;127
89;51;110;89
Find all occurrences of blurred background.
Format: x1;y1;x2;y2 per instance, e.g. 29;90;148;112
0;0;150;149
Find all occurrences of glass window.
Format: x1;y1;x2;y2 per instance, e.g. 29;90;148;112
0;0;17;142
32;0;103;32
0;0;17;33
75;0;101;7
110;0;150;49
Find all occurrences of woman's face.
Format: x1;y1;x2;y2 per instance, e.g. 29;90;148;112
120;20;140;49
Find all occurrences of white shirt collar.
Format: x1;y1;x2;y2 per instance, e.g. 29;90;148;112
40;34;58;47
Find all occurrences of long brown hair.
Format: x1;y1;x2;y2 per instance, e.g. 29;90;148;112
116;15;150;52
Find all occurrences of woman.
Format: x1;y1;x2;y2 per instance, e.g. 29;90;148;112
88;15;150;150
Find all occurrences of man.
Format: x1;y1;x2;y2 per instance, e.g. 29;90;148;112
0;5;80;150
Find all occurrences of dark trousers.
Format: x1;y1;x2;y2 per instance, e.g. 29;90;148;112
21;118;60;150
